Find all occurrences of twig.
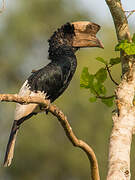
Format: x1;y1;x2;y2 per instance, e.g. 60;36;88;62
0;93;100;180
93;88;115;100
0;0;5;13
106;65;119;86
125;10;135;18
96;94;115;99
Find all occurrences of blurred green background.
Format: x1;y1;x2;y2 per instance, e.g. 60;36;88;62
0;0;135;179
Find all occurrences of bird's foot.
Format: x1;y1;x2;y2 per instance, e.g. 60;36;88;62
39;99;50;114
45;99;51;114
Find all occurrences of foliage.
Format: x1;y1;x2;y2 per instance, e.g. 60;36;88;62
1;0;135;179
80;56;120;107
80;33;135;107
115;34;135;55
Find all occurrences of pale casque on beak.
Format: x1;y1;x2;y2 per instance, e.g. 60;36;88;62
71;21;104;49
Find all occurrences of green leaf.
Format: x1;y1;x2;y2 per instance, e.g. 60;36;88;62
96;57;108;65
95;68;107;83
94;82;106;95
125;43;135;55
115;40;127;51
109;57;121;65
89;85;97;95
132;33;135;43
80;67;94;89
101;97;114;107
100;85;106;95
115;41;128;51
89;96;97;102
115;41;135;55
88;75;95;89
80;67;90;88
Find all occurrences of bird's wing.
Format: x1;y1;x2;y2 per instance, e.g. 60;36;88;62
14;80;44;121
14;59;71;121
27;60;72;102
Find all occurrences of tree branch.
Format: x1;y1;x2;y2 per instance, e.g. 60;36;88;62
105;0;135;179
105;0;132;75
105;0;131;42
125;10;135;19
0;94;100;180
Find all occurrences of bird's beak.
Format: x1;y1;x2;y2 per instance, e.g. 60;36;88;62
71;21;104;49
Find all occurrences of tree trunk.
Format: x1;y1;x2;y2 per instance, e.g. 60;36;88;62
105;0;135;179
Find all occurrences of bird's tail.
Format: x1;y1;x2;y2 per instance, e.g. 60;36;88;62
3;120;19;167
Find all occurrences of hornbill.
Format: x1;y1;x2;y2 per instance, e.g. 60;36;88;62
4;21;103;167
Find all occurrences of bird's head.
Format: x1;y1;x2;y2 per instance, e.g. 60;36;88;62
48;21;103;59
71;21;104;49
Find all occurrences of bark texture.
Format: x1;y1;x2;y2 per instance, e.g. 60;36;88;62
105;0;135;179
107;70;135;180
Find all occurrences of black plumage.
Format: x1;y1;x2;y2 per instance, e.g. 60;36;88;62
4;21;103;167
28;47;77;102
28;23;78;103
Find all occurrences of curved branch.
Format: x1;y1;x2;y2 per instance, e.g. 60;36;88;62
0;94;100;180
105;0;131;42
105;0;132;75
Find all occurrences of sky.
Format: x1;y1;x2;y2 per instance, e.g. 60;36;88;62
76;0;135;28
2;0;135;28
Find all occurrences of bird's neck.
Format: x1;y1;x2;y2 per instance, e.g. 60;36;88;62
48;44;77;61
48;26;78;61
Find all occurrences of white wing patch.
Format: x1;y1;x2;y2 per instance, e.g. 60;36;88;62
14;80;46;121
